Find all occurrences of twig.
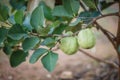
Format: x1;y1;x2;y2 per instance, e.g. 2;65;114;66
79;49;119;69
94;21;116;48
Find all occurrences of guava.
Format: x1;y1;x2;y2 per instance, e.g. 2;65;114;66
60;37;78;55
77;28;96;49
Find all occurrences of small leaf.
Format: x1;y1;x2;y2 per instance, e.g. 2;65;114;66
0;4;9;21
8;24;27;40
3;44;12;55
52;6;72;17
79;11;100;23
41;38;55;47
22;37;40;52
30;5;45;32
9;0;27;9
8;15;16;24
14;10;24;24
7;37;21;47
29;48;48;64
41;51;58;72
39;1;55;21
23;13;33;31
82;0;96;10
53;23;67;34
10;50;28;67
62;0;80;15
0;28;8;44
69;18;82;26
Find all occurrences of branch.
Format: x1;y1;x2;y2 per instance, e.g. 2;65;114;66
94;21;116;48
79;49;119;69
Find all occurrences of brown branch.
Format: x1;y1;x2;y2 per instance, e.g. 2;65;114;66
79;49;119;69
94;21;116;48
117;0;120;77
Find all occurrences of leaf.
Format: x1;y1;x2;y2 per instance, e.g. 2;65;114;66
8;24;27;40
82;0;96;10
10;50;28;67
29;48;48;64
23;13;33;31
14;10;24;24
38;27;50;36
30;5;45;32
22;37;40;52
8;15;16;24
79;11;100;23
62;0;80;15
9;0;27;9
48;21;61;34
7;37;21;47
69;18;82;26
52;6;72;17
39;1;55;21
53;23;67;34
41;38;55;47
41;51;58;72
0;4;9;21
3;44;12;55
0;28;8;44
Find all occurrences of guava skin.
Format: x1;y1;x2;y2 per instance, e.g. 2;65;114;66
77;29;96;49
60;37;79;55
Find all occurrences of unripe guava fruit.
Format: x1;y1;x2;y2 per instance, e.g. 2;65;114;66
77;29;96;49
60;37;78;55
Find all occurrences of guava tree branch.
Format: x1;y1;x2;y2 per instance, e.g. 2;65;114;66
117;0;120;75
94;21;116;48
79;49;119;69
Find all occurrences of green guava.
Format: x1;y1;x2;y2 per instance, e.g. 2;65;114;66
77;28;96;49
60;37;78;55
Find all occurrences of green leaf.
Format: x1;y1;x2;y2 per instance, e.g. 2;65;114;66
79;11;100;23
29;48;48;64
9;0;27;9
30;5;45;32
82;0;96;10
62;0;80;15
7;37;22;47
8;24;27;40
10;50;28;67
69;18;82;26
48;21;61;34
8;15;16;24
14;10;24;24
0;28;8;44
39;1;55;21
22;37;40;52
0;4;9;21
53;23;67;34
23;14;33;31
41;38;55;47
38;27;50;36
3;44;12;55
41;51;58;72
52;6;72;17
